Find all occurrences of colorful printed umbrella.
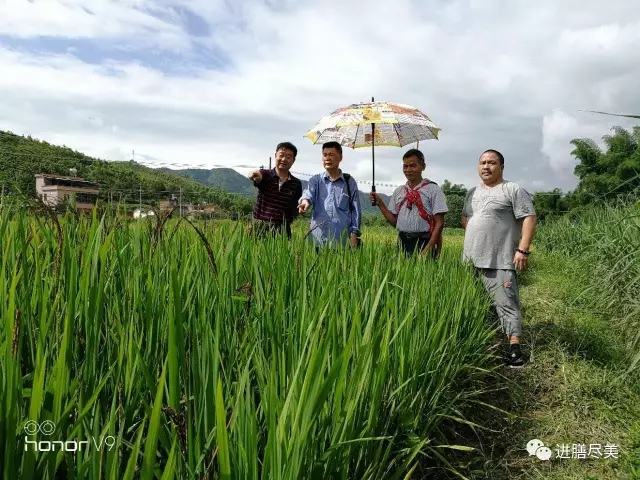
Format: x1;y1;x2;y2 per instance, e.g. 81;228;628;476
304;97;440;203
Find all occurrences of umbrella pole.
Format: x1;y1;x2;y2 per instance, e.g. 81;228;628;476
371;96;376;206
371;121;376;205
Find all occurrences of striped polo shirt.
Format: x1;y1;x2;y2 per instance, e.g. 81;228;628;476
252;168;303;224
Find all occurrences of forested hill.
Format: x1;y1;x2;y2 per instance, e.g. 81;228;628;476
0;131;255;214
0;129;389;216
164;167;257;197
0;130;470;222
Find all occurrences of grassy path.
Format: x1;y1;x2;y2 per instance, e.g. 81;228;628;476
475;249;640;480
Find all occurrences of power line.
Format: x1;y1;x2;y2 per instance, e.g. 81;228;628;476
0;148;411;189
0;136;493;190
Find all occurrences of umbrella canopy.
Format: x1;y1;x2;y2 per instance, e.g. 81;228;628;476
304;100;440;148
304;98;440;203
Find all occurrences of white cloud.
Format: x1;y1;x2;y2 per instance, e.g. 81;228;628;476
0;0;639;196
0;0;194;50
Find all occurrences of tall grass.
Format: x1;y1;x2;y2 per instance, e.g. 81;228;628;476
535;200;640;370
0;203;497;479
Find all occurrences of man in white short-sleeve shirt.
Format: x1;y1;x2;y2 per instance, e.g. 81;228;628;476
461;149;537;368
370;149;448;258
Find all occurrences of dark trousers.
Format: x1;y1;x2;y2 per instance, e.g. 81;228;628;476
398;231;438;259
253;220;291;239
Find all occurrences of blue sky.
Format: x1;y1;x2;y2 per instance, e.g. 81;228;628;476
0;0;639;194
0;35;230;74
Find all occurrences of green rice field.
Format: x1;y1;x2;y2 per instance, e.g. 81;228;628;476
0;205;499;479
1;201;638;479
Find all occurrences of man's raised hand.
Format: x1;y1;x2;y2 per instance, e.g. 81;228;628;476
249;170;262;183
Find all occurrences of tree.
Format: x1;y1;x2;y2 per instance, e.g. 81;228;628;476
444;194;465;228
532;189;570;224
569;126;640;207
440;179;467;228
441;179;467;196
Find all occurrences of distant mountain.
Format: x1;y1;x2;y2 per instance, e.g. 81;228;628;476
169;167;391;214
162;167;256;197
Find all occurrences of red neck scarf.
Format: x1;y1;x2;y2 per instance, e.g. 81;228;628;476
398;180;436;231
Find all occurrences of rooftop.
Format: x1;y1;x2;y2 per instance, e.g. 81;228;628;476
35;173;99;186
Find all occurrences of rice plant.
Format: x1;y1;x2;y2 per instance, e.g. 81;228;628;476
0;202;498;479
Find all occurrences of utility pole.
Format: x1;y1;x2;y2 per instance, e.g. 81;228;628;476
269;156;272;169
139;184;142;212
179;187;182;217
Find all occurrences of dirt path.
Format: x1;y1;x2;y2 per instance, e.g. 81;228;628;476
473;251;640;479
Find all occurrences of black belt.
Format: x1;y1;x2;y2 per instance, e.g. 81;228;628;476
398;231;430;239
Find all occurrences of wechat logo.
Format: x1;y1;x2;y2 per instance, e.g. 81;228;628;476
527;439;552;461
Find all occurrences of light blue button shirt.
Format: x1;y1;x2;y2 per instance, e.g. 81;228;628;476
299;171;361;246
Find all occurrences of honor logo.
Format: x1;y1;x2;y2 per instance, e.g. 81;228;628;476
23;420;116;452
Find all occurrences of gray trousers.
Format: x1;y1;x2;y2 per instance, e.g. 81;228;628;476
475;268;523;337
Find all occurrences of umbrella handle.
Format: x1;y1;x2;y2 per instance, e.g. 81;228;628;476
370;106;376;206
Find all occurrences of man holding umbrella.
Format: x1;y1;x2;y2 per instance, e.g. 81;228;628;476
298;141;362;249
370;148;448;258
301;98;440;249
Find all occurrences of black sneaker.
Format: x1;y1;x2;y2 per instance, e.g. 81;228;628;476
504;343;529;368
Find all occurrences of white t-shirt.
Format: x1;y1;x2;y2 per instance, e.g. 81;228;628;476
462;181;536;270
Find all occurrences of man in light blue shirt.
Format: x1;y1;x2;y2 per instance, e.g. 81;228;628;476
298;142;362;248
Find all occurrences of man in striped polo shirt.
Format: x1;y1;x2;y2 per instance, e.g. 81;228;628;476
370;149;448;258
248;142;303;239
